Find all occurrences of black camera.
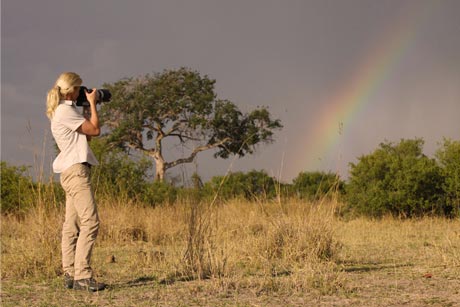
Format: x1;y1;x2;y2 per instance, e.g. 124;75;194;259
76;86;112;107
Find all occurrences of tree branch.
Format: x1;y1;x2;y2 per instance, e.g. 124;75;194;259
168;133;202;142
165;137;231;169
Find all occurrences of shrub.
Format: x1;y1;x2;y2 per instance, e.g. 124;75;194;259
202;170;278;201
292;171;344;200
436;138;460;216
89;137;153;200
346;139;445;217
142;181;178;206
1;161;34;214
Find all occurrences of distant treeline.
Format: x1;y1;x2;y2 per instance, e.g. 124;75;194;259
1;138;459;218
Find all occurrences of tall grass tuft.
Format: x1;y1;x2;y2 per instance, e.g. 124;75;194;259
181;199;228;281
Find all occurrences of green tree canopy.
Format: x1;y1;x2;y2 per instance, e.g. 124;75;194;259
100;68;282;181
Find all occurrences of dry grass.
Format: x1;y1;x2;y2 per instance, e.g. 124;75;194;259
1;197;342;282
2;197;460;306
337;217;460;267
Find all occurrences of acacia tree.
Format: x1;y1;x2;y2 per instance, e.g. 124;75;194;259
100;68;282;181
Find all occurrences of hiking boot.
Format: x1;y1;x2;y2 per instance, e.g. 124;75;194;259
64;273;74;289
73;278;106;292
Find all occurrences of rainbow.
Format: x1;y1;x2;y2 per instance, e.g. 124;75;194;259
298;2;436;175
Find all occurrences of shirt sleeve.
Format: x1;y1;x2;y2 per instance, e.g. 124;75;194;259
54;105;86;132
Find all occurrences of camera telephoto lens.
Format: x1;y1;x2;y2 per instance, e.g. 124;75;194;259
76;86;112;107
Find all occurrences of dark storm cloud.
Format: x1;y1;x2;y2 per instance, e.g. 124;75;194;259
2;0;459;181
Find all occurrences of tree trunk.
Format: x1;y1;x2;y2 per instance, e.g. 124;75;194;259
153;131;166;181
154;159;165;181
153;153;166;181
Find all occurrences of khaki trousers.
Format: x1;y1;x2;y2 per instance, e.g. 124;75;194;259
60;163;100;280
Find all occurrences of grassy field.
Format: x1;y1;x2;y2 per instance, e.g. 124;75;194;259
1;198;459;307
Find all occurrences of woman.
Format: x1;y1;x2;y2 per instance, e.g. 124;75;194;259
46;72;105;291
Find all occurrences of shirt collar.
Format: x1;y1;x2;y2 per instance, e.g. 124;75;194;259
60;100;75;106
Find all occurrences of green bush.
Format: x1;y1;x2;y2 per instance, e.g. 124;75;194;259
1;161;34;214
142;181;178;206
89;138;153;200
292;171;344;200
436;138;460;216
346;139;445;217
202;170;278;201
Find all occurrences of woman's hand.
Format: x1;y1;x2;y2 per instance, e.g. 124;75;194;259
77;88;100;137
85;88;98;106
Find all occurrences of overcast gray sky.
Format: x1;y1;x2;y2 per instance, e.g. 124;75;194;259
2;0;459;183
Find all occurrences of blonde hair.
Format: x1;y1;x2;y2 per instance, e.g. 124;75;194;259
46;72;82;119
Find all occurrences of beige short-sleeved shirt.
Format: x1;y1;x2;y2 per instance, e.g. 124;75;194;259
51;100;99;173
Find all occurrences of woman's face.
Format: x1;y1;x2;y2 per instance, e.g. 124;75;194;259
70;86;80;101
